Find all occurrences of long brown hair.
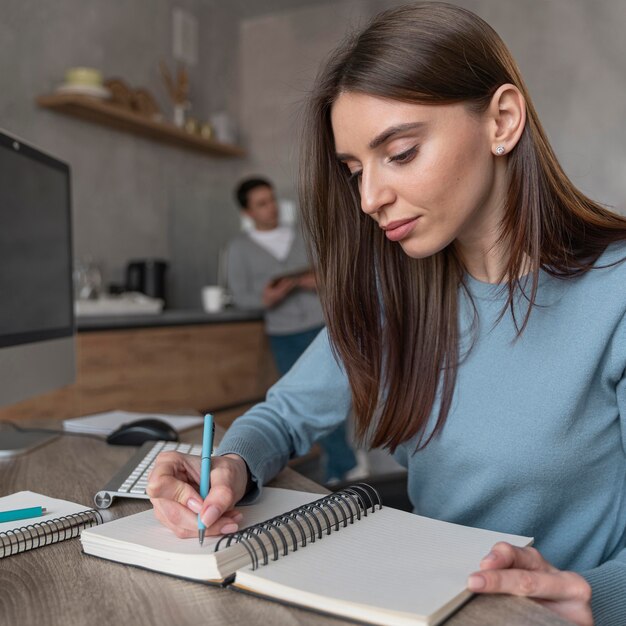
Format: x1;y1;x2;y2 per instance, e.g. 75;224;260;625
299;2;626;452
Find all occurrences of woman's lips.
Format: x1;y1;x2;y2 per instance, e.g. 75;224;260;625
382;217;419;242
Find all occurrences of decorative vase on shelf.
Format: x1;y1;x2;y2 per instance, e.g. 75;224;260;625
160;61;190;128
173;101;190;128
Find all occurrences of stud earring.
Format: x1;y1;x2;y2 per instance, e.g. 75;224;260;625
495;145;506;155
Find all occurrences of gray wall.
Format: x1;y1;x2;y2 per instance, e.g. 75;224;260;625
3;1;625;309
237;0;626;216
2;0;244;309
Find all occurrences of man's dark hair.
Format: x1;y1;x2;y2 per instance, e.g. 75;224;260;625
235;177;273;209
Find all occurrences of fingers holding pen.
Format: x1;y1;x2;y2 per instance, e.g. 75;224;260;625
147;451;203;538
147;448;250;539
149;461;244;539
199;482;243;535
147;451;201;500
152;497;243;539
152;497;199;538
196;415;245;538
197;452;251;536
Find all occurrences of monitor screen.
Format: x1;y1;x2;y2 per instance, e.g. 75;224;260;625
0;133;73;347
0;131;75;410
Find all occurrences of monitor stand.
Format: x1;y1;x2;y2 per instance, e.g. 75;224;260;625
0;423;59;458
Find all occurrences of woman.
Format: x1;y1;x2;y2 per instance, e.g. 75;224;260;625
148;4;626;624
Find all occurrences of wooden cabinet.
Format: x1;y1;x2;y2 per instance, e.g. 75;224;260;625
0;321;278;421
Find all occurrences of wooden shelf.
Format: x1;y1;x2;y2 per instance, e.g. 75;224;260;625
37;93;246;158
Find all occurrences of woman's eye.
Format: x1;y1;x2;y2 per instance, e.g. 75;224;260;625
389;146;418;164
348;169;362;182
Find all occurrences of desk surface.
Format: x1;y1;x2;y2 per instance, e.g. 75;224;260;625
0;424;571;626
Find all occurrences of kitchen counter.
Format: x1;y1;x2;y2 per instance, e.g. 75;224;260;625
76;307;263;331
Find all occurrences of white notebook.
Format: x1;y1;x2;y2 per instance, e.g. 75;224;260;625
63;410;204;436
1;491;103;559
81;485;532;626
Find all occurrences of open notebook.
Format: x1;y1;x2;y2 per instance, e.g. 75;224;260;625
81;485;532;626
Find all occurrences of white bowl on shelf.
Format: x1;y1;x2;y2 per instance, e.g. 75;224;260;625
55;84;111;99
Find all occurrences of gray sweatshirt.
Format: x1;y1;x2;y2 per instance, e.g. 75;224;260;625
226;229;324;335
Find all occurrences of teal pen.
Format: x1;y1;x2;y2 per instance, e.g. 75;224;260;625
198;413;215;545
0;506;47;524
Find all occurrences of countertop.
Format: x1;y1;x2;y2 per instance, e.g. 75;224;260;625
76;307;264;331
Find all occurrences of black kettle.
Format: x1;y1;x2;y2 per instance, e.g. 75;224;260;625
125;259;168;302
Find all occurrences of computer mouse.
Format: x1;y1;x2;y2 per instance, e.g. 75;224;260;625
106;418;179;446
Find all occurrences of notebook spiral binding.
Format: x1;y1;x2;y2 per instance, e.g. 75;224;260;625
214;483;382;571
0;509;103;559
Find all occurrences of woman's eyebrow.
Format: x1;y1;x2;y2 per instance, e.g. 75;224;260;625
369;122;426;149
336;122;426;160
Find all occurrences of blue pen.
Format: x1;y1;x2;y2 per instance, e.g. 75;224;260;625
198;413;215;546
0;506;47;524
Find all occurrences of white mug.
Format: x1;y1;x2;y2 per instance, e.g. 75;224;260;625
201;285;225;313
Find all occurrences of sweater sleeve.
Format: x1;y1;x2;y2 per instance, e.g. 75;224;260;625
581;326;626;626
582;557;626;626
215;327;352;500
226;238;265;310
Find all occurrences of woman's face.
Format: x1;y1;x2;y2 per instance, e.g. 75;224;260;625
331;92;505;260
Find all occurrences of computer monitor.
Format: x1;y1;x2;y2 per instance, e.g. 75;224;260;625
0;130;75;455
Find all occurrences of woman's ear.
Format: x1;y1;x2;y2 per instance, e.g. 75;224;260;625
487;83;526;156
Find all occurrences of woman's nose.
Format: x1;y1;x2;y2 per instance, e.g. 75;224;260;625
359;170;394;216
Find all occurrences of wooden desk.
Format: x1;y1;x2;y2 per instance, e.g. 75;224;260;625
0;424;571;626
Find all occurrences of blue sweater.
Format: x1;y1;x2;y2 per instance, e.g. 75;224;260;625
217;242;626;625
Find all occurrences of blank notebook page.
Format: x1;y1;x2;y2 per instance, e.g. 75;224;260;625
238;505;531;619
85;487;320;556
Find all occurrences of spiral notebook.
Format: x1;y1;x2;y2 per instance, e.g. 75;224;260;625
81;485;532;626
0;491;103;559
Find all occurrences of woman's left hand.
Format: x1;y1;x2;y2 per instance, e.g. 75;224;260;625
467;542;593;626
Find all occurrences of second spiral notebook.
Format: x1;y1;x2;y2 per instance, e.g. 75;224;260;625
81;485;531;626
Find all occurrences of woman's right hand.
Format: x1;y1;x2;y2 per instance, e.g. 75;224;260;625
147;451;250;538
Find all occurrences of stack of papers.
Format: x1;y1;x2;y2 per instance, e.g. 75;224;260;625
63;410;204;436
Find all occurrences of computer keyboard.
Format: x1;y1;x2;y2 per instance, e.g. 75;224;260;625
94;440;202;509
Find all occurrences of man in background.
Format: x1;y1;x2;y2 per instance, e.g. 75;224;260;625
226;177;357;483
